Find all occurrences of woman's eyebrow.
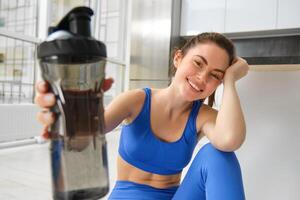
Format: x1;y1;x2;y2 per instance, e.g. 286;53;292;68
194;55;208;65
194;55;225;74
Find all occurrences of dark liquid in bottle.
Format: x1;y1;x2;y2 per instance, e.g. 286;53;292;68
51;90;109;200
62;90;104;138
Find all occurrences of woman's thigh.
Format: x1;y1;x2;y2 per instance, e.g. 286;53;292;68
172;143;245;200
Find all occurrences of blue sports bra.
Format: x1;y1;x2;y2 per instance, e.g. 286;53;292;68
118;88;202;175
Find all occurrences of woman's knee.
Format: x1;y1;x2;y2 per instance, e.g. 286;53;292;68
194;143;241;172
194;143;245;199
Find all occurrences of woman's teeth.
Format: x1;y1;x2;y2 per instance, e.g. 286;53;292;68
188;79;200;92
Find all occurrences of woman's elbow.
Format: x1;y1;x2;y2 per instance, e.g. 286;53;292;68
214;131;246;152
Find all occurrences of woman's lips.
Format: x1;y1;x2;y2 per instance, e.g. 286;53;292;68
187;78;203;92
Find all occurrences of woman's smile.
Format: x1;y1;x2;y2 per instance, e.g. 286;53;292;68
186;78;204;93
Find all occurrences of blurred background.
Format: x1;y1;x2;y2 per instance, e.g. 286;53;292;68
0;0;299;199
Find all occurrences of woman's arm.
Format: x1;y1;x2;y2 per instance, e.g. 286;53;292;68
104;89;145;133
203;80;246;152
201;57;249;152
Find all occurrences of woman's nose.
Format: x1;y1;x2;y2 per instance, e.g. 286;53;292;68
196;71;208;85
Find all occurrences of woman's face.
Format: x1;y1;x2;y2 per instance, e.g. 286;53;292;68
173;42;230;102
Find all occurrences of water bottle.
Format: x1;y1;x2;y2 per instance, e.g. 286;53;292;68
37;7;109;200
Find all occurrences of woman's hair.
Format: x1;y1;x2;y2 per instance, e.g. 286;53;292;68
171;32;236;107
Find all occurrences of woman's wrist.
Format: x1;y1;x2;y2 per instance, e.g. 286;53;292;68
223;73;236;86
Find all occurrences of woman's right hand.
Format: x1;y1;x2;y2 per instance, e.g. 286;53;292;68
34;81;56;139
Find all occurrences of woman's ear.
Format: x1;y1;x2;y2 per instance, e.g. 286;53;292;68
173;50;182;69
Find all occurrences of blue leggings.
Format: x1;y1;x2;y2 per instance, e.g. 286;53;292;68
108;143;245;200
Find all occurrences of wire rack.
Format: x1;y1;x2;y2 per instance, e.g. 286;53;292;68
0;0;127;104
0;0;38;104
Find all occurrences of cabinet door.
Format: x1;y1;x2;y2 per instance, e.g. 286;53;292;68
225;0;277;32
277;0;300;29
180;0;226;35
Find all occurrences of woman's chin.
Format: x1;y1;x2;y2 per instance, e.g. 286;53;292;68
181;87;205;101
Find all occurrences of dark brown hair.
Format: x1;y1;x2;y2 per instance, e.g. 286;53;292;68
171;32;236;107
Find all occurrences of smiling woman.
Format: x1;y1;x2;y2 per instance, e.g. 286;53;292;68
172;33;237;105
36;32;248;200
172;35;235;107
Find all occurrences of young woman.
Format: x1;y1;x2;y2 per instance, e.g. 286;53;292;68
36;32;249;200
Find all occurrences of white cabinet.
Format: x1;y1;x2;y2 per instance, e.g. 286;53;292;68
180;0;226;35
277;0;300;29
225;0;277;32
180;0;300;35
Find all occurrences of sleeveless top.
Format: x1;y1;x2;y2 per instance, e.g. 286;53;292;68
118;88;202;175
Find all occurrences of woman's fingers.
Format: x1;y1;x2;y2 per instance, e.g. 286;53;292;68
37;111;54;139
102;78;114;92
35;80;56;107
37;111;55;127
41;125;50;140
34;93;56;108
36;81;49;93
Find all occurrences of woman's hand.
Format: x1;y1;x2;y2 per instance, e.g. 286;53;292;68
224;57;249;83
35;78;114;139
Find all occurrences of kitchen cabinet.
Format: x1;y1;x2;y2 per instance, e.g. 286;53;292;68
277;0;300;29
180;0;226;35
225;0;277;32
180;0;300;35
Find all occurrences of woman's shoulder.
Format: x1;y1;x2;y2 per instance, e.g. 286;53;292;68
113;88;147;110
196;103;218;134
198;103;218;120
121;88;146;101
120;88;149;124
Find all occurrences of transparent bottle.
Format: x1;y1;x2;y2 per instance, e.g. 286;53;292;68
37;7;109;200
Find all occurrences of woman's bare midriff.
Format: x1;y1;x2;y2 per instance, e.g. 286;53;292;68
117;155;181;189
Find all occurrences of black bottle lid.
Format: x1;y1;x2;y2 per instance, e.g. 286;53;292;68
37;7;106;64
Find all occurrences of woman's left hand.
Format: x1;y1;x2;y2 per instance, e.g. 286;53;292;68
224;57;249;82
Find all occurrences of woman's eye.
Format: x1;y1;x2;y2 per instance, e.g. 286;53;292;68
194;61;202;68
211;73;222;80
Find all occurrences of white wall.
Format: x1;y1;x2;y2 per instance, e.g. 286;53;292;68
0;105;43;142
214;69;300;199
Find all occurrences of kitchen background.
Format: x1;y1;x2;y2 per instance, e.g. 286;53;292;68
0;0;299;199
